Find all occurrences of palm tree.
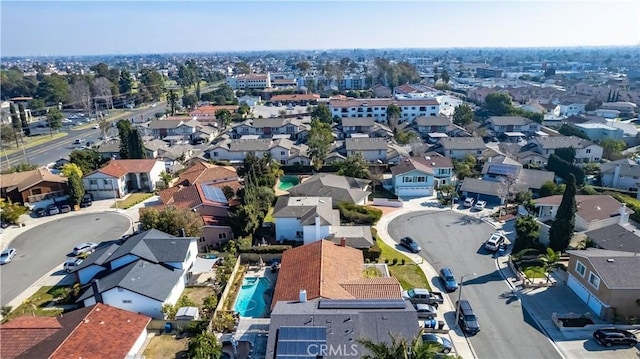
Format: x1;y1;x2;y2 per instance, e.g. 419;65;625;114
541;247;562;284
167;89;179;116
358;333;409;359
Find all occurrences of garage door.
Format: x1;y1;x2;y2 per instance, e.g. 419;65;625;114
587;294;605;318
567;275;589;303
397;186;433;197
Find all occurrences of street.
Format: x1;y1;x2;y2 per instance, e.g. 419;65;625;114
0;212;131;306
388;210;562;359
1;103;167;170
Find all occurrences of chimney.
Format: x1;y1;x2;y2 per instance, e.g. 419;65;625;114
299;289;307;303
340;237;346;247
179;228;186;237
613;164;621;188
619;204;630;225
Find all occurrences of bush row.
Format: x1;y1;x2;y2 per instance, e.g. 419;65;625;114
237;245;292;254
338;203;382;225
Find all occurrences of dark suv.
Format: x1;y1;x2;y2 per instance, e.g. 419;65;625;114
456;300;480;335
593;328;638;347
400;237;421;253
439;267;458;292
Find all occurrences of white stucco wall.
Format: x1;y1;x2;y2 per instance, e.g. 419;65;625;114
302;224;332;244
275;217;303;242
101;287;164;319
126;328;149;358
148;161;166;191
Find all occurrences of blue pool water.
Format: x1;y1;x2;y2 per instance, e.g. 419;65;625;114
234;277;271;317
277;176;299;191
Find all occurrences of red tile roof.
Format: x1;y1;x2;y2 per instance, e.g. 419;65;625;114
177;162;240;188
271;94;320;102
271;240;403;310
0;168;67;192
0;316;62;359
95;159;160;178
189;105;239;117
50;304;150;359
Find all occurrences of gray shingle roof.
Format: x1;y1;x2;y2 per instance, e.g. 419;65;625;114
342;117;375;127
286;174;371;207
488;116;532;126
460;177;500;196
228;139;273;152
535;136;595;150
567;249;640;289
345;138;388;151
273;196;340;226
585;224;640;253
415;116;451;127
600;159;640;176
440;137;486;150
328;226;374;249
266;299;420;359
148;119;187;129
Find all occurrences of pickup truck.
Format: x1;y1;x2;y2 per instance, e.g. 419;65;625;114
402;288;445;306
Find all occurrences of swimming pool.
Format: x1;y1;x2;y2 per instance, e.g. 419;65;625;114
277;176;299;191
234;276;271;317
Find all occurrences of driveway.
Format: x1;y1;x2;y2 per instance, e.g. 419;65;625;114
0;212;131;306
388;210;562;359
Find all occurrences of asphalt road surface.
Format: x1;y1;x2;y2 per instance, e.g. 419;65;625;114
388;210;562;359
1;103;167;170
0;212;131;306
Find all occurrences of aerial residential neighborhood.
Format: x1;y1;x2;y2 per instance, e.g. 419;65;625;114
1;1;640;359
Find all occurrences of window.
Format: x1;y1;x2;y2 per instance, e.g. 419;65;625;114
89;179;97;185
449;150;454;155
378;150;384;155
104;179;111;185
575;261;586;277
198;238;205;243
476;150;482;155
295;231;303;238
122;299;132;304
416;176;426;183
280;151;285;156
280;160;286;165
586;149;591;154
213;151;219;157
588;272;600;289
218;233;227;239
403;176;413;183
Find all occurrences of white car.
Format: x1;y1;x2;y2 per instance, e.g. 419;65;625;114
463;197;475;208
73;242;98;256
63;258;83;272
0;248;17;264
474;200;487;211
485;233;506;252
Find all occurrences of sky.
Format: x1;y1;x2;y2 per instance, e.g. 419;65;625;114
1;1;639;57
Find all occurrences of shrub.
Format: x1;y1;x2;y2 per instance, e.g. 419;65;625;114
212;312;236;333
185;321;208;335
384;258;389;264
237;245;292;254
391;258;398;265
338;203;382;225
363;244;381;262
401;259;406;265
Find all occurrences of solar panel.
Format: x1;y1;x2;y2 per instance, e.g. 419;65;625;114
276;326;327;358
318;299;406;309
488;164;520;177
201;184;228;203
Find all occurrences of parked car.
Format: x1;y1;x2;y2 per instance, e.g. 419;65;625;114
400;236;421;253
34;208;47;217
593;328;638;347
47;204;60;216
484;233;506;252
59;204;72;213
439;267;458;292
80;194;93;208
421;333;452;354
73;139;83;145
474;200;487;211
414;303;438;319
0;248;17;264
402;288;444;306
463;197;475;208
73;242;98;256
456;300;480;335
1;221;9;229
63;258;84;272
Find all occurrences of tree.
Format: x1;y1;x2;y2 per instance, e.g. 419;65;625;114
310;104;333;124
182;94;198;109
46;108;63;133
214;109;232;129
93;77;114;109
541;247;562;283
1;163;38;174
159;171;173;188
549;173;577;252
440;70;450;84
599;138;626;160
235;61;251;75
187;331;222;359
69;78;92;112
117;119;132;159
368;165;385;193
585;97;602;112
140;206;204;237
484;93;513;116
386;104;402;133
118;70;133;96
307;120;333;170
358;333;409;359
98;116;110;139
67;172;85;207
61;163;83;178
36;74;69;105
452;104;473;127
0;124;17;145
127;128;146;159
437;183;456;208
555;147;576;163
0;198;28;224
139;67;165;101
69;149;107;176
296;61;311;72
238;103;251;117
9;102;21;146
195;81;201;100
336;153;370;179
453;155;477;180
18;103;30;136
229;203;260;237
513;215;540;253
167;89;179;116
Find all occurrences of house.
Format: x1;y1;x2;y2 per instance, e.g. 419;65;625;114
436;137;487;160
341;117;375;138
565;248;640;320
147;118;197;141
267;240;416;358
237;95;261;107
189;105;239;118
594;109;621;119
499;143;548;167
390;153;453;197
600;101;637;114
520;102;546;114
541;103;561;117
94;140;122;160
175;161;241;188
600;158;640;191
370;84;392;98
487;116;541;136
574;123;624;141
345;138;388;163
534;195;633;246
208;137;311;165
329;98;440;124
0;304;150;359
73;229;199;319
226;73;271;90
0;168;67;206
273;197;340;244
83;159;165;199
414;116;451;136
531;136;603;163
270;93;319;106
158;182;236;250
585;224;640;253
231;117;310;140
286;173;371;207
559;101;586;116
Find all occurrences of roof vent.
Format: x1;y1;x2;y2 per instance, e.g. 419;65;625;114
607;258;614;263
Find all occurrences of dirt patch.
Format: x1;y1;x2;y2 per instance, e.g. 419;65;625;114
183;287;214;306
368;205;400;216
143;334;189;359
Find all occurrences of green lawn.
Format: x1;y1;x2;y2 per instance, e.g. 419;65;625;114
376;238;430;290
1;132;68;157
264;206;275;223
111;193;154;209
521;265;547;279
3;286;65;320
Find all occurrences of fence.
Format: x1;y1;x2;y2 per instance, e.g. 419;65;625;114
209;256;242;332
239;252;283;264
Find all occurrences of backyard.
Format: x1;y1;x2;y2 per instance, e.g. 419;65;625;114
183;287;214;306
376;239;430;290
143;335;188;359
111;193;154;209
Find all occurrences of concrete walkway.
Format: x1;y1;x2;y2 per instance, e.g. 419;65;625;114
0;195;160;314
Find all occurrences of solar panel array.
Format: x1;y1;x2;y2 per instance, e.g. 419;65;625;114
201;184;228;203
276;326;327;359
318;299;406;309
488;164;520;177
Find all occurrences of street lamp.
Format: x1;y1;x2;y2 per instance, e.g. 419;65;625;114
455;272;477;327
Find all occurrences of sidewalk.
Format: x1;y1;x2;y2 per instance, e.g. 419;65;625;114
0;195;160;314
374;196;478;359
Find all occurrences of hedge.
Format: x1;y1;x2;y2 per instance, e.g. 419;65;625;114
363;244;381;262
610;193;640;223
547;154;585;185
237;245;292;254
338;203;383;225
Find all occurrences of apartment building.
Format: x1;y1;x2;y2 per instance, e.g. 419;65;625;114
226;73;271;90
329;98;440;124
